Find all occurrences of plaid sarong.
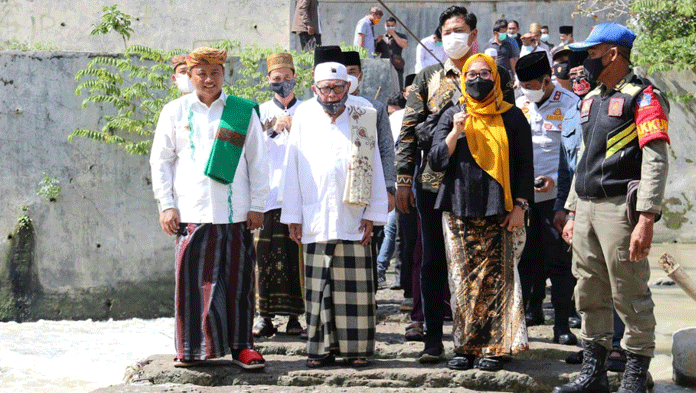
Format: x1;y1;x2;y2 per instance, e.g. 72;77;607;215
256;208;305;317
442;213;528;357
174;222;256;361
304;240;376;359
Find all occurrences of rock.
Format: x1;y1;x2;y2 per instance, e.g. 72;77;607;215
673;327;696;387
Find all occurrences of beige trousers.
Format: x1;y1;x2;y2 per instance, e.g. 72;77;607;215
572;195;656;357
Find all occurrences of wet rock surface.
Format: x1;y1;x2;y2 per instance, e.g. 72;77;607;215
92;286;694;393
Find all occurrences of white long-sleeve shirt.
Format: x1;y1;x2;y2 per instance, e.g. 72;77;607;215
415;35;447;74
149;92;269;224
259;97;302;212
280;96;389;244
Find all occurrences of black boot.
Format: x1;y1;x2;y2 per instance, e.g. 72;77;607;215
616;352;651;393
553;341;610;393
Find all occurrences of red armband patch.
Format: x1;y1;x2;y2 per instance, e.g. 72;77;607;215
635;85;670;148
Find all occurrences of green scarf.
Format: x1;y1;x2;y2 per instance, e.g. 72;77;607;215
204;95;260;185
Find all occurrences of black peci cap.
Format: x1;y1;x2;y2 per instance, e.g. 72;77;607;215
560;25;573;35
404;73;416;88
515;51;551;82
314;46;343;68
341;51;361;67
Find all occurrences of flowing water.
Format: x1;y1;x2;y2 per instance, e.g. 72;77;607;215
0;318;173;393
0;244;694;393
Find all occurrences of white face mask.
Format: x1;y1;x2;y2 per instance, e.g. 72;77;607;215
175;74;194;94
346;74;359;95
442;32;471;60
521;85;545;103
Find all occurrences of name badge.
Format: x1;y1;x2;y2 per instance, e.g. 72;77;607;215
608;97;625;117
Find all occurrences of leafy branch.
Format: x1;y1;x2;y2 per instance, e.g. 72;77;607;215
90;5;134;51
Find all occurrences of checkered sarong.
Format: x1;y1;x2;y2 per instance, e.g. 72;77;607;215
304;240;376;358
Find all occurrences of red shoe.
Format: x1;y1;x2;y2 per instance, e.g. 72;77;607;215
232;348;265;370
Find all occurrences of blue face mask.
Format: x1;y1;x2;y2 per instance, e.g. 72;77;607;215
497;32;508;41
541;33;550;42
523;45;535;52
434;41;442;46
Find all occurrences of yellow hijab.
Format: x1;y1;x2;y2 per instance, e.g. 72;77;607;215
459;54;515;211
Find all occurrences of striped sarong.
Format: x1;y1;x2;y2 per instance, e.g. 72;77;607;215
256;208;304;317
442;213;528;358
174;222;256;361
304;240;376;359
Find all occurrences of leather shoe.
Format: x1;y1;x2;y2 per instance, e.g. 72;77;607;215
525;310;545;326
554;331;578;346
476;357;503;371
568;315;582;329
447;354;472;370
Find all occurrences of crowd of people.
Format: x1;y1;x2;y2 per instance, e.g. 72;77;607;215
150;4;670;393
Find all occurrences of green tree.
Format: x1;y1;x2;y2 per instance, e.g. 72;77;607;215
90;5;134;51
575;0;696;102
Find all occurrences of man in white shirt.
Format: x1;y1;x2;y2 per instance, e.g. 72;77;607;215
149;47;269;370
253;53;305;339
281;62;388;368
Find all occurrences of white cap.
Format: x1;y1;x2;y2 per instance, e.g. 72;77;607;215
484;48;498;58
314;62;348;83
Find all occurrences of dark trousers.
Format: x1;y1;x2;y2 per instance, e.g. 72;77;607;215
518;199;576;331
396;208;418;297
415;188;449;348
371;225;384;292
297;32;322;52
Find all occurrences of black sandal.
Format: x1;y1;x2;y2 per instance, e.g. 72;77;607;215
347;358;371;368
252;318;276;338
286;318;303;335
306;353;336;368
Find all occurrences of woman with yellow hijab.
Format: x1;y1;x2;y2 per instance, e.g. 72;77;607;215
428;53;534;371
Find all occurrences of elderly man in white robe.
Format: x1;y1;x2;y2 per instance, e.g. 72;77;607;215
281;62;388;368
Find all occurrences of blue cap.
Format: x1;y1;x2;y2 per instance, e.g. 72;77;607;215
569;23;636;50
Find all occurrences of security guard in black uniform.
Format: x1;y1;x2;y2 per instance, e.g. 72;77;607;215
553;23;670;393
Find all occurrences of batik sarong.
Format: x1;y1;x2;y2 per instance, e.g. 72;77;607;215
442;213;528;357
304;240;376;358
174;222;255;361
256;208;304;317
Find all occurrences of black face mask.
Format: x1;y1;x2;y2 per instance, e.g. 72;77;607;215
270;80;296;98
582;50;610;85
553;62;570;80
316;92;348;115
465;77;495;101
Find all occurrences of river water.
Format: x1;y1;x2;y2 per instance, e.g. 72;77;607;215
0;244;694;393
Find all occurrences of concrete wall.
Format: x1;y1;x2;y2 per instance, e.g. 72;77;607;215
0;0;293;52
316;0;619;76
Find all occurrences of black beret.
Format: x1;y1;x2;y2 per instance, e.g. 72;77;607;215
341;51;361;67
515;51;551;82
568;50;588;69
314;46;343;68
560;25;573;35
404;73;416;88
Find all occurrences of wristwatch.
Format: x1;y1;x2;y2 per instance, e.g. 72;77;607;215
514;200;530;211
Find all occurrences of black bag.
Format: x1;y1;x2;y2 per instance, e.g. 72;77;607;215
626;180;662;226
390;53;405;71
